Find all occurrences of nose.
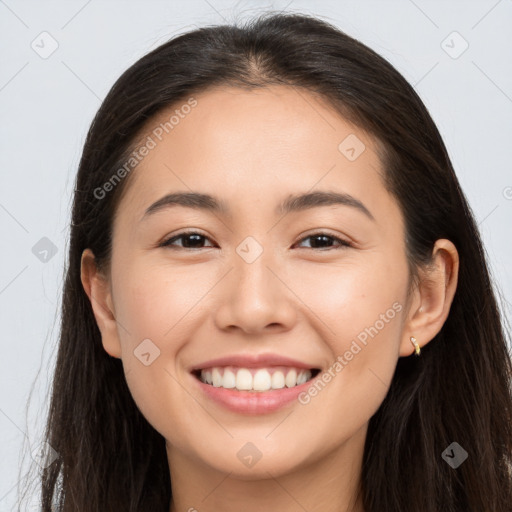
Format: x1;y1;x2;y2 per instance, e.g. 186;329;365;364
213;248;297;335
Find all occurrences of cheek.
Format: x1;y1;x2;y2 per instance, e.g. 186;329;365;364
113;259;211;345
110;259;222;436
293;259;406;412
293;257;406;349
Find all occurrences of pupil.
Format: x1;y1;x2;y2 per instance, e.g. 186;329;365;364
313;235;331;248
184;234;203;248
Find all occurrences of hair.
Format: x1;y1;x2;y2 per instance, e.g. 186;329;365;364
26;10;512;512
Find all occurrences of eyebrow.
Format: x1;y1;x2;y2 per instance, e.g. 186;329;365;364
141;190;375;221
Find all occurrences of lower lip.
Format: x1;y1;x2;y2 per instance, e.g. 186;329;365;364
191;372;316;415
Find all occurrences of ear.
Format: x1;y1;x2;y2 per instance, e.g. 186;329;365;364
80;248;122;358
399;239;459;357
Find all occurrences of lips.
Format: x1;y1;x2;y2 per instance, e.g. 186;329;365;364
189;353;322;414
189;352;319;372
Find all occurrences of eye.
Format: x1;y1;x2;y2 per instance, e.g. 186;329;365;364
293;232;352;251
160;230;352;251
159;231;216;250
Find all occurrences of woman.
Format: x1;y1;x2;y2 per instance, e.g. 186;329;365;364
35;11;512;512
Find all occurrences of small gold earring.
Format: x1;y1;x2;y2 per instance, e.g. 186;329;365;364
410;336;421;356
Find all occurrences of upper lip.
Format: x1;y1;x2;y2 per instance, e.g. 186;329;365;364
189;353;319;372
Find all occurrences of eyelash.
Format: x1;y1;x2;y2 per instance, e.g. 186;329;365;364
159;230;353;251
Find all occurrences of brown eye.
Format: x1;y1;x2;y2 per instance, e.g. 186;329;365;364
160;231;215;250
294;233;352;250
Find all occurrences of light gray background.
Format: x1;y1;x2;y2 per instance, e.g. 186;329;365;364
1;0;511;510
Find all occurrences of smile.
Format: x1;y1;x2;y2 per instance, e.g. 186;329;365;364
189;353;323;414
193;366;321;392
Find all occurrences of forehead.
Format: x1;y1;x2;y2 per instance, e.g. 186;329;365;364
115;85;392;223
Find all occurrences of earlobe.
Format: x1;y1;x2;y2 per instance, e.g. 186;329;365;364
400;239;459;357
80;249;122;358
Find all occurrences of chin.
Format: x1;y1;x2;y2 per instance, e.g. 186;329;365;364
198;441;313;480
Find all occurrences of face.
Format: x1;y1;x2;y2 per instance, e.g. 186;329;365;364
88;85;415;479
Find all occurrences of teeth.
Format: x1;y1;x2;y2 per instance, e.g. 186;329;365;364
297;371;308;385
212;368;222;387
222;369;236;388
285;369;297;388
199;366;313;392
271;371;285;389
253;369;272;391
236;369;252;390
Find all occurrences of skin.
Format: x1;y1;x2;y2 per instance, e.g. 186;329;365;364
81;85;459;512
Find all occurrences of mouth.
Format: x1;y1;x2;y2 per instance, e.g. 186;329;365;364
191;366;321;392
188;353;324;414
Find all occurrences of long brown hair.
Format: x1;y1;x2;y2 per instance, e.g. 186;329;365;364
24;11;512;511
